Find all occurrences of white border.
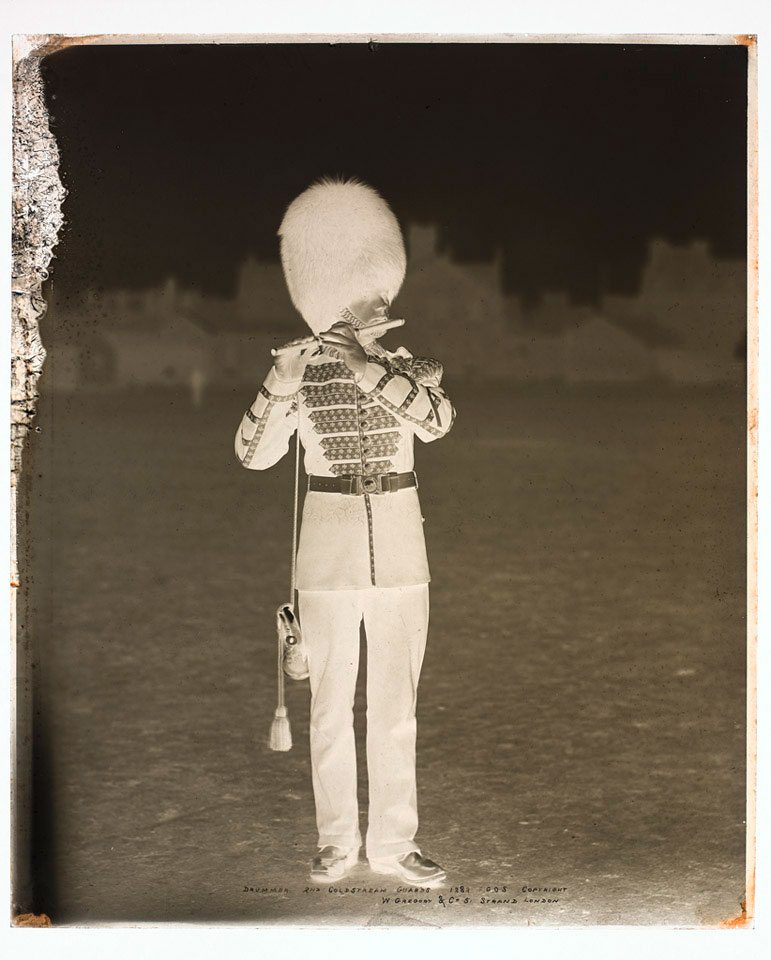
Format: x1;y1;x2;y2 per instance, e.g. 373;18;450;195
2;2;768;959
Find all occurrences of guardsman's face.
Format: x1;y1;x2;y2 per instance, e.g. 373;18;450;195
348;295;390;344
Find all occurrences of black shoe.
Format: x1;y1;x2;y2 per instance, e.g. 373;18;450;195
309;846;359;883
369;851;446;886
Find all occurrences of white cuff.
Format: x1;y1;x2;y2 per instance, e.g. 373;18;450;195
265;366;302;396
355;361;388;393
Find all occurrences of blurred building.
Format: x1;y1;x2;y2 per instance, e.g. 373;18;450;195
40;230;745;392
398;226;743;385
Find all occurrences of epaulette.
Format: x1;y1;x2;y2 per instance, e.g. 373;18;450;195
387;353;444;387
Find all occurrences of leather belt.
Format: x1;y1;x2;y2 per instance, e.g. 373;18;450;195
308;471;418;496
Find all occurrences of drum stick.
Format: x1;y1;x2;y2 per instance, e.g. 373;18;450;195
271;317;405;357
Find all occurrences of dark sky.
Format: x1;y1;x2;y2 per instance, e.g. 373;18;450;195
41;42;747;307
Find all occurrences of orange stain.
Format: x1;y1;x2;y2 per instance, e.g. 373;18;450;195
720;899;752;928
13;913;52;927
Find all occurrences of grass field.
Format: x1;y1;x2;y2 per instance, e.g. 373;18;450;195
20;376;747;926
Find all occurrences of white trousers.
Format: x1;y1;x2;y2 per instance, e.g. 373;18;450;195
298;584;430;860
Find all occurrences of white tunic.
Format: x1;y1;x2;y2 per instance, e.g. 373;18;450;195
235;349;455;590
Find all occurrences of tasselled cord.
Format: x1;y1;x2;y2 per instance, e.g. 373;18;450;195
290;425;300;599
277;429;301;712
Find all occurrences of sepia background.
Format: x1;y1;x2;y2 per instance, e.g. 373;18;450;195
18;41;747;924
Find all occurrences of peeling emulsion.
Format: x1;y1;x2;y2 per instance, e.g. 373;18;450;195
11;51;66;481
10;46;66;920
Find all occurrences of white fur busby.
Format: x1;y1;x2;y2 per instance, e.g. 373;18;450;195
278;177;407;334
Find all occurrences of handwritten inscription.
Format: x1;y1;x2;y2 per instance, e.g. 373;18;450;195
304;886;387;895
242;881;568;907
242;886;289;894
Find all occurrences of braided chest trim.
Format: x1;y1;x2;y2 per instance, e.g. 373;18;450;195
320;436;362;461
308;406;401;434
358;407;399;429
360;430;401;458
330;460;395;477
301;382;358;408
302;361;352;383
309;409;359;434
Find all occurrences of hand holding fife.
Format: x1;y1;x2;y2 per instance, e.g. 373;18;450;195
271;317;404;358
318;322;369;380
272;335;316;382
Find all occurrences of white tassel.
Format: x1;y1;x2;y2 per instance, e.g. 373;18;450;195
269;705;292;752
268;433;303;753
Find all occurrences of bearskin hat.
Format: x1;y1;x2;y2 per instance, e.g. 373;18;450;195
278;177;407;334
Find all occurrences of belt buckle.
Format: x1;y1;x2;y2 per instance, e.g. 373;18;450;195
361;475;379;495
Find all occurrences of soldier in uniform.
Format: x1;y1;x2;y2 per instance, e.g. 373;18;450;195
235;178;455;886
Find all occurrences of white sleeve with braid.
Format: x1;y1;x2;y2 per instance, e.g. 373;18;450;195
355;360;456;444
235;368;299;470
